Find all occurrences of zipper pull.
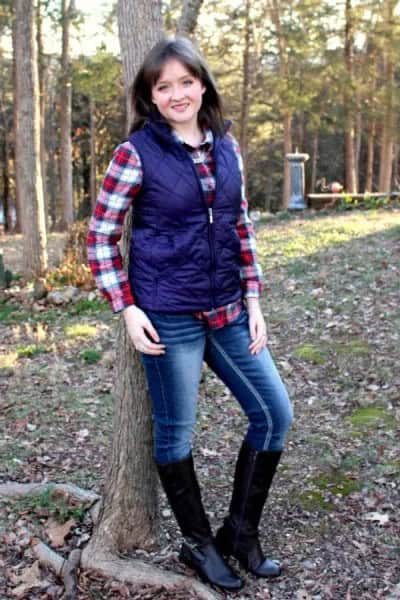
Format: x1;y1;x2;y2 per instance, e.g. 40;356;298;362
208;207;213;224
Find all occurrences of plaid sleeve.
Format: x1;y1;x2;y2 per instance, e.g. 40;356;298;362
228;134;263;297
87;140;143;313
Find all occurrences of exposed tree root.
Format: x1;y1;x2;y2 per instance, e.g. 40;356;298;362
1;482;220;600
0;482;99;505
81;543;221;600
32;540;81;600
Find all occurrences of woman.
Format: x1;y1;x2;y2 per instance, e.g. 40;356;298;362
87;36;293;592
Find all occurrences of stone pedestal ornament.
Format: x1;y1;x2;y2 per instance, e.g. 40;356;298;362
286;152;309;210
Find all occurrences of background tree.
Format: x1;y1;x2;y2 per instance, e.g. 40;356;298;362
14;0;47;276
177;0;204;35
60;0;75;228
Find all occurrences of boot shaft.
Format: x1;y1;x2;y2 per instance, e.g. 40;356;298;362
156;453;212;544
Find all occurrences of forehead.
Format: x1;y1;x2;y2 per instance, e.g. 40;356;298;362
155;58;195;83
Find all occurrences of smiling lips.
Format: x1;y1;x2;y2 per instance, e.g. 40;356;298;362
172;103;189;112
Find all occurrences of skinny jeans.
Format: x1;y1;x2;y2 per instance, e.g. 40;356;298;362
140;306;293;464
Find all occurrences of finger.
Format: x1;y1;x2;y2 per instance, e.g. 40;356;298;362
134;339;165;354
249;333;267;354
137;338;166;352
138;346;166;355
144;321;160;343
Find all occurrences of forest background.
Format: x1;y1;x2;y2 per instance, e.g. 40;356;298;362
0;2;399;598
1;0;399;243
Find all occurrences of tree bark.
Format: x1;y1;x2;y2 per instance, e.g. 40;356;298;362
36;0;48;227
378;0;395;192
12;13;22;233
365;120;375;192
344;0;357;193
176;0;204;35
89;96;97;210
239;0;251;174
14;0;48;275
0;94;11;231
269;0;292;209
117;1;164;128
60;0;74;228
86;0;164;556
311;130;319;193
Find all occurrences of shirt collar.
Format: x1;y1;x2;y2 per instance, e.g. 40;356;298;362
172;128;214;152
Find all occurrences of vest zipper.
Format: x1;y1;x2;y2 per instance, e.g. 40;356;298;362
185;151;217;310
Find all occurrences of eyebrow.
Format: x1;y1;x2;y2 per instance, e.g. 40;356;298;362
156;74;194;85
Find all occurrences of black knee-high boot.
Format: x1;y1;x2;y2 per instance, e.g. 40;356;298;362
156;453;243;591
215;441;282;577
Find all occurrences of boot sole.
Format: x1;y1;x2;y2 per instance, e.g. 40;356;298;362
179;548;244;591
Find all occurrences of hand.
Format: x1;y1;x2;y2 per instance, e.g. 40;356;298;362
246;298;267;355
122;305;166;355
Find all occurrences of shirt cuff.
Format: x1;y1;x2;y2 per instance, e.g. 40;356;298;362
109;284;136;313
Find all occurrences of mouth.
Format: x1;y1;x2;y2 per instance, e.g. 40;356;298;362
171;103;189;112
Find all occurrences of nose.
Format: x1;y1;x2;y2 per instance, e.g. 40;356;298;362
171;84;185;102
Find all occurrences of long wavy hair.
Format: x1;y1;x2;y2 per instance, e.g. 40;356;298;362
129;37;225;136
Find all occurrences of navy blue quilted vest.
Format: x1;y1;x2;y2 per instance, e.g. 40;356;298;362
127;119;242;312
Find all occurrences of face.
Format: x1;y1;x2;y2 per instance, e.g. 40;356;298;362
151;58;206;129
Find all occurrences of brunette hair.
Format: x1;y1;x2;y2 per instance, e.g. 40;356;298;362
129;37;225;136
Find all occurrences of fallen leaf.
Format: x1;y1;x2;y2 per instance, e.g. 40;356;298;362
363;511;389;525
46;518;76;547
10;561;42;598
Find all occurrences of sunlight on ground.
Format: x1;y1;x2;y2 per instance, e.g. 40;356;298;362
258;211;400;266
64;323;97;338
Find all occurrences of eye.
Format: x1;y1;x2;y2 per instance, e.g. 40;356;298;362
183;79;193;86
156;84;169;92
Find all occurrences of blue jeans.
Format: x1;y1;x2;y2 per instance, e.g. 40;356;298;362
140;307;293;464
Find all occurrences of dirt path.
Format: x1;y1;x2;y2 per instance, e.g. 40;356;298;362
0;209;399;599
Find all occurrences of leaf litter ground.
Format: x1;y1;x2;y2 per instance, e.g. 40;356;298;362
0;208;399;599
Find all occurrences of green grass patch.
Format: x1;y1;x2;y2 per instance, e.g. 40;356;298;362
80;348;102;364
297;490;334;512
286;260;309;277
293;343;326;364
64;323;97;338
383;224;400;240
347;406;397;430
0;304;30;324
333;338;370;357
16;344;49;358
312;471;362;496
68;298;108;315
15;485;86;523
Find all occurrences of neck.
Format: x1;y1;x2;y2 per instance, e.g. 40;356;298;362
171;122;204;147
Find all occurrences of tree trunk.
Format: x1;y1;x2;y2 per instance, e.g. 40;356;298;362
269;0;292;209
176;0;204;35
355;106;362;188
365;121;375;192
378;0;395;193
12;13;22;233
282;112;292;208
239;0;251;174
36;0;48;228
60;0;74;228
344;0;357;193
89;96;97;210
117;1;164;127
14;0;48;276
0;93;10;231
86;0;164;556
310;130;319;193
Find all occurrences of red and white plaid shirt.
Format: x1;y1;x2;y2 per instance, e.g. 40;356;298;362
87;129;263;329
